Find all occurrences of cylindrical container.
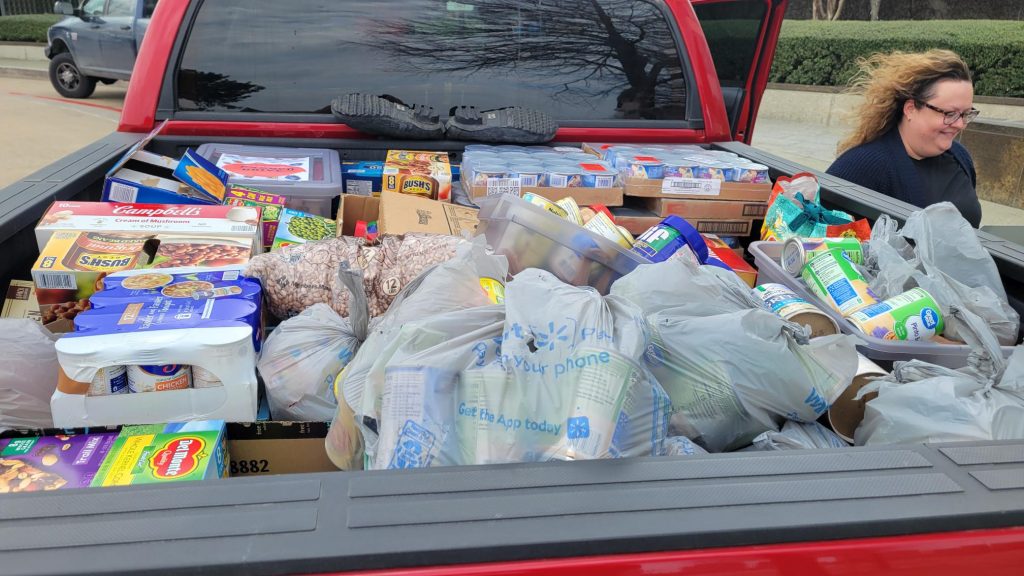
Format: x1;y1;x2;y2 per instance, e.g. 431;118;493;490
755;283;840;338
616;226;635;246
88;365;129;396
846;287;944;341
556;197;584;225
478;277;506;305
127;364;192;393
827;354;887;444
544;168;583;188
584;210;633;249
506;165;543;187
522;192;569;218
737;163;770;184
662;160;696;179
191;365;223;388
471;165;508;187
627;159;665;179
631;215;692;263
799;250;878;316
579;166;617;188
782;237;864;277
694;162;726;181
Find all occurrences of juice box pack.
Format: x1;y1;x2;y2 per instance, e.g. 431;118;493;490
91;421;228;487
0;432;118;492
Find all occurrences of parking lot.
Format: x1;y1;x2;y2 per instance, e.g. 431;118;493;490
0;75;125;188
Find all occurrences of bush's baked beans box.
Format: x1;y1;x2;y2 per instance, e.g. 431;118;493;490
35;201;263;253
91;420;228;486
0;432;118;492
382;150;452;202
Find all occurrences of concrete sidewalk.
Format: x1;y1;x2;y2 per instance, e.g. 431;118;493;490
751;116;1024;227
0;57;46;79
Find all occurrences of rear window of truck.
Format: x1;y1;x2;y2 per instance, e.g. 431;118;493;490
176;0;690;122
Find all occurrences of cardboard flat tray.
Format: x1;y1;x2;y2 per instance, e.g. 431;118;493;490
624;177;771;201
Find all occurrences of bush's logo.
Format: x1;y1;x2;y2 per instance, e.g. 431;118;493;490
150;437;206;479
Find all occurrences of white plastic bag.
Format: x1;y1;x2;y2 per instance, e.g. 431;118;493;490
611;257;762;318
259;265;370;421
664;436;708;457
644;309;859;452
750;420;849;451
0;319;58;431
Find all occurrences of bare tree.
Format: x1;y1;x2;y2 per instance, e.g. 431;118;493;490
870;0;882;21
812;0;847;20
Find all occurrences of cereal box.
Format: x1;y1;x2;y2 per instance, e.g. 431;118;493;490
91;421;228;486
32;231;156;332
223;185;286;249
382;150;452;202
36;201;262;253
0;432;118;492
272;208;337;251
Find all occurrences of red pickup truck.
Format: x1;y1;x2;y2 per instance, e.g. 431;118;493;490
3;1;1024;574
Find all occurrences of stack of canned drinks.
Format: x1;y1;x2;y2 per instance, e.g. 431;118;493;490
600;145;770;183
462;144;621;189
89;365;223;396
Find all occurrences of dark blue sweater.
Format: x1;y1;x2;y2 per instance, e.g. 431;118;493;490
826;128;980;226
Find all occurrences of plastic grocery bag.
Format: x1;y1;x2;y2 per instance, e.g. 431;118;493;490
664;436;709;457
750;420;849;451
457;268;651;464
610;256;762;318
259;264;371;421
760;173;869;241
856;307;1024;445
864;204;1019;345
327;238;508;469
0;319;59;431
644;309;859;452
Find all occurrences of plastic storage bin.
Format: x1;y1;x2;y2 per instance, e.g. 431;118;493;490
195;143;342;217
476;194;648;294
749;241;1014;368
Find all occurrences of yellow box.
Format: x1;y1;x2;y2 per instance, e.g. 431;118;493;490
381;150;452;202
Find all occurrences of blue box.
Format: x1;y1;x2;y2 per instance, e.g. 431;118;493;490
342;161;384;195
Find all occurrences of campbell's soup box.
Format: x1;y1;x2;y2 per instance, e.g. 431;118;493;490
0;432;118;492
91;421;228;486
35;201;262;253
31;231;156;332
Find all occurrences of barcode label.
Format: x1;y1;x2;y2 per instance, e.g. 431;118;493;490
743;203;768;217
107;182;138;203
33;272;77;290
231;224;254;232
697;220;750;234
662;177;721;196
486;177;522;197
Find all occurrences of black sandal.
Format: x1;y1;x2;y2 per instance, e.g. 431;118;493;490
331;93;445;140
445;105;558;144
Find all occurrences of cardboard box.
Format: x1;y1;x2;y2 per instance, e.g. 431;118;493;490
337;192;479;237
0;432;118;492
625;176;771;202
608;212;752;237
644;197;768;220
382;150;453;202
91;421;227;486
36;201;262;253
3;280;40;322
342;161;384;196
704;234;757;287
469;185;624;207
272;208;337;250
223;186;286;249
225;421;335;477
103;121;230;206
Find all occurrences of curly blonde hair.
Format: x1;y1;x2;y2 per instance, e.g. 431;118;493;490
837;50;972;154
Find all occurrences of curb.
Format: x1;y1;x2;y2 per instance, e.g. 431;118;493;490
0;65;47;80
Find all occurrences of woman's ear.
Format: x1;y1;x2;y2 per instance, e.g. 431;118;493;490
902;99;918;121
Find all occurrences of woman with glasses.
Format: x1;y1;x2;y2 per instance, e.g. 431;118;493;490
827;50;982;227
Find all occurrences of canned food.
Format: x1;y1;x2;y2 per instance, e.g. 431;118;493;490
127;364;192;393
694;162;726;181
627;158;665;179
755;283;839;338
580;165;617;188
506;165;543;187
191;365;223;388
631;215;693;262
522;192;569;218
827;354;887;443
556;197;584;225
470;165;508;186
88;365;129;396
479;277;506;305
584;210;633;249
846;287;944;341
663;161;696;179
782;237;864;276
544;169;583;188
736;163;770;183
800;250;878;316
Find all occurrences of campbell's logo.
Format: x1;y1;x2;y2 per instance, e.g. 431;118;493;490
150;436;206;479
222;162;305;179
112;205;204;217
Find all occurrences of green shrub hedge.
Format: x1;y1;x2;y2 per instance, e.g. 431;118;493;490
770;20;1024;99
0;15;62;43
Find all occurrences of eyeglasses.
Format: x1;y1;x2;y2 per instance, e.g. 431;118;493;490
918;101;980;126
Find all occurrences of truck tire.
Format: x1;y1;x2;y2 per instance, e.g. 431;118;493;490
49;53;97;99
99;78;117;85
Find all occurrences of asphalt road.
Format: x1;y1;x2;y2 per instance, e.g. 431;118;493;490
0;76;125;189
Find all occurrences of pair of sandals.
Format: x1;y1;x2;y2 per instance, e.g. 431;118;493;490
331;93;558;144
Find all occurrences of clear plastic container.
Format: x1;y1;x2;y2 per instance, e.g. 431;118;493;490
195;143;342;217
749;241;1015;368
476;194;648;294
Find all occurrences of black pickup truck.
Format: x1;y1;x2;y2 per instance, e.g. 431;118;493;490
2;1;1024;575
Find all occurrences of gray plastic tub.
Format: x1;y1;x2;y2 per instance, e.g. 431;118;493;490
749;241;1014;368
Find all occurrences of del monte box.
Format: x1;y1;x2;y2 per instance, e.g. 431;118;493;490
91;420;228;487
